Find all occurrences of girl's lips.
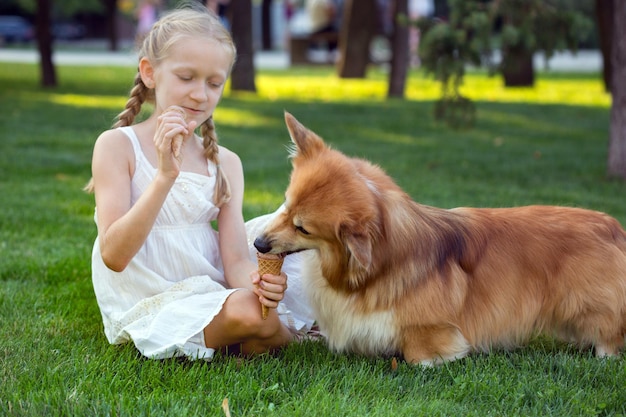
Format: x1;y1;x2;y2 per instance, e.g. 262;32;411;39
183;107;205;115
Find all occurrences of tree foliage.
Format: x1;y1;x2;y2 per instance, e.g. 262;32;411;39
415;0;491;128
416;0;593;128
495;0;592;86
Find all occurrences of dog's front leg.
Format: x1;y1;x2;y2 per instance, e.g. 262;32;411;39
401;325;471;366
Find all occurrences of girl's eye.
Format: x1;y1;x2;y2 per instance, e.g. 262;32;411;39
295;225;310;235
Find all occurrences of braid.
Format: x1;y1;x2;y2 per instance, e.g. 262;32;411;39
114;72;152;128
84;72;151;193
201;117;231;207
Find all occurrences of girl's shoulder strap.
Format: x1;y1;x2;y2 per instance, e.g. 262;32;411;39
116;126;142;158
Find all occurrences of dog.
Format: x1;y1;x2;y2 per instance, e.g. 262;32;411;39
254;112;626;365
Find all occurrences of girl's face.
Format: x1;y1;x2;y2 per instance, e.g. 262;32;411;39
143;35;233;125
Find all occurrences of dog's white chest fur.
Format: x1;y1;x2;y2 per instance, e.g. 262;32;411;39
302;253;400;356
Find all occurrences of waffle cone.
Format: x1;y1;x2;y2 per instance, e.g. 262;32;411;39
256;253;284;319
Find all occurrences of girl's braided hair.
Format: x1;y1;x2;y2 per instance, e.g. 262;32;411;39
87;6;236;208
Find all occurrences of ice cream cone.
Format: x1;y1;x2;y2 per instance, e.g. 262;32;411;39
256;252;285;320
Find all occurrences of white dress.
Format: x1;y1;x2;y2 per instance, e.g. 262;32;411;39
91;127;315;360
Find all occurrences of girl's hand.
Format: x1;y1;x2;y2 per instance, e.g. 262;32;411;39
154;106;197;177
251;270;288;309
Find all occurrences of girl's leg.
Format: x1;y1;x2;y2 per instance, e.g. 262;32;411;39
202;289;293;354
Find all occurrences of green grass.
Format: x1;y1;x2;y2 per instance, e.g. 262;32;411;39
1;62;625;416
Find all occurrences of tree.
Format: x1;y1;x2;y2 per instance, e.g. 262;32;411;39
6;0;103;87
595;0;613;92
416;0;593;127
494;0;593;87
415;0;491;127
418;0;592;88
337;0;378;79
261;0;272;51
387;0;409;98
101;0;120;52
35;0;56;87
228;0;256;92
607;0;626;178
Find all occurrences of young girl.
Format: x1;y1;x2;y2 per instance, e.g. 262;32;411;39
88;6;315;360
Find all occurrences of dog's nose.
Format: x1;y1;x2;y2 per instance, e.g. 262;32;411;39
253;236;272;254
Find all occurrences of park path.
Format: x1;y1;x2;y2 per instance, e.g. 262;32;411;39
0;46;601;72
0;47;289;69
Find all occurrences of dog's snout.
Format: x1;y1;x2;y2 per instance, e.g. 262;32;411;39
253;236;272;254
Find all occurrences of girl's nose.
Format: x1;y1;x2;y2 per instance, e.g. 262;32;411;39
190;82;209;102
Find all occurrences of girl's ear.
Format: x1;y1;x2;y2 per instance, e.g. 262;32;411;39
138;57;155;89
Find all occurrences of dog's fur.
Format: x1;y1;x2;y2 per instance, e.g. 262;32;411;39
254;112;626;365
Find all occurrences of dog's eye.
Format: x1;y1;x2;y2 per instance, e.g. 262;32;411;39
295;225;310;235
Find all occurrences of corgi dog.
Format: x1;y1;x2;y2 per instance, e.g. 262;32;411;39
254;112;626;365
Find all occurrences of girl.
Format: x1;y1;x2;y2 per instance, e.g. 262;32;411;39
88;6;315;360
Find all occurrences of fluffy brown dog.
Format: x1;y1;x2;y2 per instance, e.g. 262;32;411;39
254;112;626;365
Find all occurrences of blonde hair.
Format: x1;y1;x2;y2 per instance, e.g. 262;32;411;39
86;6;236;207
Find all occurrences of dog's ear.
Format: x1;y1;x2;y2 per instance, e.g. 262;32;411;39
342;227;372;271
284;111;326;158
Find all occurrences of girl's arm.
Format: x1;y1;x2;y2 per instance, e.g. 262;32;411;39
216;147;258;290
93;111;191;272
217;148;287;307
92;128;175;272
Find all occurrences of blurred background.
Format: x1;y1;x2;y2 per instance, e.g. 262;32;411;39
0;0;598;57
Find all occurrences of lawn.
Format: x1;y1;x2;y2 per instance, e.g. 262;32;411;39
0;62;624;416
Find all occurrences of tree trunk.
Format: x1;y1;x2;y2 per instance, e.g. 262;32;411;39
596;0;613;92
261;0;272;51
502;46;534;87
103;0;119;52
607;0;626;178
36;0;56;87
387;0;409;98
229;0;257;92
337;0;378;79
